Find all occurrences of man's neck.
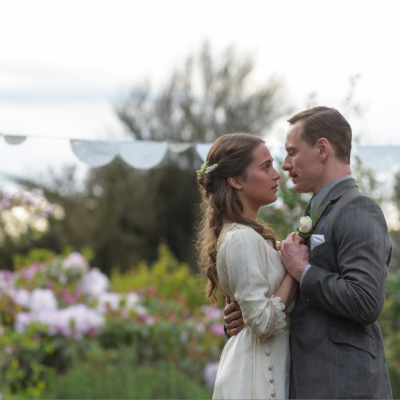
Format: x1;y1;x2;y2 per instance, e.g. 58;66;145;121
313;166;351;196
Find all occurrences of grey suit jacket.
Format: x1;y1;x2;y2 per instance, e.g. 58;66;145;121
290;178;392;399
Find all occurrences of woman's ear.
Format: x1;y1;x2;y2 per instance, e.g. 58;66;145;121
227;177;242;190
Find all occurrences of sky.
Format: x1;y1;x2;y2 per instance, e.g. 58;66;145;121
0;0;399;188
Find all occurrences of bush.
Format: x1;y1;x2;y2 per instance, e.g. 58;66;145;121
41;345;211;399
110;244;212;311
0;245;224;399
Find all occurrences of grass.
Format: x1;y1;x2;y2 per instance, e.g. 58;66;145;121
40;345;212;399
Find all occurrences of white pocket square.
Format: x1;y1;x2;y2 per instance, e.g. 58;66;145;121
310;234;325;251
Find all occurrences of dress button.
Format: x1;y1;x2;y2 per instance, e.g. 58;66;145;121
265;350;270;356
268;365;273;370
271;390;276;397
269;377;274;383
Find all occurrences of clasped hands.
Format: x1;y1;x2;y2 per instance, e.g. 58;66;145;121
224;232;310;336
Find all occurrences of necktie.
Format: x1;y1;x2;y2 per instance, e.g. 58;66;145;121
304;196;314;216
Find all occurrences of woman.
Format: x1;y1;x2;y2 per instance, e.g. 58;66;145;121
197;133;298;399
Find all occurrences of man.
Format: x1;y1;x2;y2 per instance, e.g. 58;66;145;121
224;106;392;398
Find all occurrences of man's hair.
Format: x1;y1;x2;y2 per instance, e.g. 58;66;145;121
288;106;352;164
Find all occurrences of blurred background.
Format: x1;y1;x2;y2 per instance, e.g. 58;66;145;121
1;1;400;398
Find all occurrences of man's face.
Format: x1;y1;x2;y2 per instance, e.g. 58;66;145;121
282;120;322;194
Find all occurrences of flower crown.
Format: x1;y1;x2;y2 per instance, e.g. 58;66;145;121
196;161;219;176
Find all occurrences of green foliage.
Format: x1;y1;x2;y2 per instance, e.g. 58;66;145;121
0;326;56;399
13;248;55;270
41;346;211;399
111;244;208;311
0;246;224;398
381;274;400;398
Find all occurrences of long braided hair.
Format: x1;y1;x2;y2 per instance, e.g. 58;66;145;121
196;133;279;305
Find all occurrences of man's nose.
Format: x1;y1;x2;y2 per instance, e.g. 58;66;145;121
282;157;291;171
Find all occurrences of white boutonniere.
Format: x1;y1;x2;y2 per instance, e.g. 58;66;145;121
297;203;321;239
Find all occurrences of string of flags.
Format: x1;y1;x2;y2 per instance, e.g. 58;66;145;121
1;132;400;172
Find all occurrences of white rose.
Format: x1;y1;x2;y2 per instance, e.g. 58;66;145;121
299;216;313;233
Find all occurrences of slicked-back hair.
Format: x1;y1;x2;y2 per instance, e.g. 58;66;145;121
288;106;352;164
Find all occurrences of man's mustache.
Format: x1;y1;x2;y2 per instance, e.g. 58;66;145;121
288;172;296;178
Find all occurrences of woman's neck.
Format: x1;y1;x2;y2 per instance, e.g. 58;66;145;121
241;204;258;221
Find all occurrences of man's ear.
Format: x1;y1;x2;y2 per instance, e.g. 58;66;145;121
227;177;242;190
316;138;330;162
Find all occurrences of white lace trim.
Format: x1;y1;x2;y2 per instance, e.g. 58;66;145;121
259;296;286;342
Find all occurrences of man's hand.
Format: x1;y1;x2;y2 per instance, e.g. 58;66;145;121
280;232;310;282
224;296;244;336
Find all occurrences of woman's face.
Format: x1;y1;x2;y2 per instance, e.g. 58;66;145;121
234;143;281;209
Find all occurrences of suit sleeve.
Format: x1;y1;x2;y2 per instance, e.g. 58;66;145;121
300;195;391;325
224;229;286;340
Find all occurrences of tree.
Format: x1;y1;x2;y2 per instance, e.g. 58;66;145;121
2;43;290;274
116;42;288;144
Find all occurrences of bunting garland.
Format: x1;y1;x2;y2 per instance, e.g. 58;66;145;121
1;132;400;172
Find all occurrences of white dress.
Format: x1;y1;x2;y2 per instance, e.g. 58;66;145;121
213;223;292;400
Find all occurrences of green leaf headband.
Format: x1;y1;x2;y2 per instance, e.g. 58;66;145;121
196;161;219;176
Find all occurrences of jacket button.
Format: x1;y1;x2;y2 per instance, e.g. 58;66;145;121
269;377;274;383
300;297;305;301
268;365;273;370
306;299;310;303
271;390;276;397
265;350;270;356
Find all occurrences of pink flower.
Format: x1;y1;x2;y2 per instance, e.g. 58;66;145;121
15;305;105;339
146;286;157;296
210;323;225;336
1;192;12;210
201;305;224;321
1;270;13;282
62;252;89;273
203;361;219;390
12;288;31;308
96;292;121;313
195;322;205;333
79;268;109;299
14;312;33;333
46;281;55;290
21;263;42;279
30;288;58;312
145;316;155;326
61;289;78;305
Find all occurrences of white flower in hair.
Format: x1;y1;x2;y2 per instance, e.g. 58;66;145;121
197;161;219;176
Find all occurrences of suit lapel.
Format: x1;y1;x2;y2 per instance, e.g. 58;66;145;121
313;178;358;228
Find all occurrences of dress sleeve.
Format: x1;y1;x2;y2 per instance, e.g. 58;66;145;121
224;229;286;341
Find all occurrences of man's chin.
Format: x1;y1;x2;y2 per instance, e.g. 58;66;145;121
293;182;309;194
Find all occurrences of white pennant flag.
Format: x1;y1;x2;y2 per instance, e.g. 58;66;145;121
119;141;168;169
70;140;119;167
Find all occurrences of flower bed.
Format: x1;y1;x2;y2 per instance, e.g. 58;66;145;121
0;245;225;398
